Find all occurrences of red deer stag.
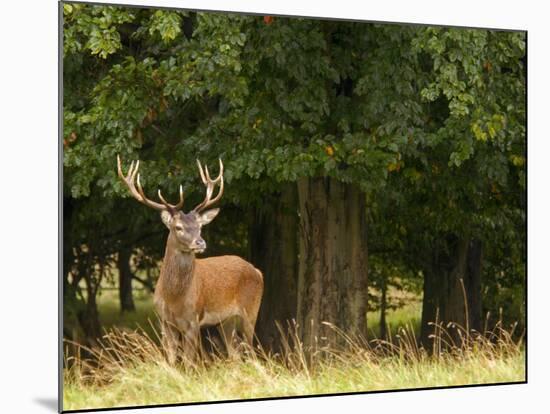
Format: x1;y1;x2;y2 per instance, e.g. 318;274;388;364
117;156;263;363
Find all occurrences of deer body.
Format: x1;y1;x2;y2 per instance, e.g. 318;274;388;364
154;248;263;359
117;156;263;363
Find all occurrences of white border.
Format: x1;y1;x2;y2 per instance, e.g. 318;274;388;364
1;0;547;413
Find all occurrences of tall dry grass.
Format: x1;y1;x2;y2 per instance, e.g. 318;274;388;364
63;318;525;410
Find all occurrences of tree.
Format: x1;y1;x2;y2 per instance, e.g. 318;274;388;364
203;20;426;345
366;28;525;347
117;247;135;312
408;28;525;346
249;185;299;350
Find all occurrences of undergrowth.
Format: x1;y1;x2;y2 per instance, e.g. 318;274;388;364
63;320;525;411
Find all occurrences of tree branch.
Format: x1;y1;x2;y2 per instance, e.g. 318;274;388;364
132;274;155;293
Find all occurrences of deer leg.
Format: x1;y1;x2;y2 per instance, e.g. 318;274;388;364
181;321;200;362
240;303;259;351
241;316;256;349
218;318;239;358
161;320;180;365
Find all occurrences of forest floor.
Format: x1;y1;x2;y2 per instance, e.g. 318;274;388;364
63;291;525;411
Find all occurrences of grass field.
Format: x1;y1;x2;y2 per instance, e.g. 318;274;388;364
63;290;525;411
95;289;158;338
64;347;524;410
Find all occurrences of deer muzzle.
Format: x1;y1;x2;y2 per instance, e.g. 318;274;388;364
191;238;206;253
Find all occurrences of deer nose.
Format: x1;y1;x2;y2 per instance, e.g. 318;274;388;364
194;238;206;249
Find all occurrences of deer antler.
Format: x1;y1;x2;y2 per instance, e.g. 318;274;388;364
193;159;224;213
117;155;184;212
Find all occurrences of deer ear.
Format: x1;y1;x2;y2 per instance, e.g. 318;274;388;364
160;210;173;228
197;208;220;226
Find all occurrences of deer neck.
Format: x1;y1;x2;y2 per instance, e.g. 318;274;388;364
160;234;196;299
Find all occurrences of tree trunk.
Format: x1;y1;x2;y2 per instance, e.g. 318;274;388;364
63;197;76;340
443;238;470;332
420;236;483;349
465;239;483;333
77;274;102;340
118;247;136;313
420;251;443;349
297;177;368;348
379;276;388;340
249;184;299;351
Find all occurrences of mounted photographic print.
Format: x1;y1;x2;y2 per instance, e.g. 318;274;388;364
61;1;527;411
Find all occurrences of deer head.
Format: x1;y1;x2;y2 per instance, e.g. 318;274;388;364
117;155;224;254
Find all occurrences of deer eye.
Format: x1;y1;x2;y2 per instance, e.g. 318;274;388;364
175;225;184;232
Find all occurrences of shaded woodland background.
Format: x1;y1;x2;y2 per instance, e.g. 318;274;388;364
62;4;526;351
